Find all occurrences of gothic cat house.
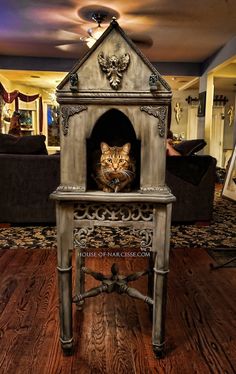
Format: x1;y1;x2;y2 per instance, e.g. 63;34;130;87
52;18;175;358
55;18;173;195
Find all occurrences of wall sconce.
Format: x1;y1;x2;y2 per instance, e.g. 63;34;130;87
185;95;199;105
214;95;228;106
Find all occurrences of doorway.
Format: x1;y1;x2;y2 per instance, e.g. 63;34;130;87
210;106;225;167
187;105;199;139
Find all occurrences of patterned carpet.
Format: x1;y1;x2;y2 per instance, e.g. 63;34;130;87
0;188;235;250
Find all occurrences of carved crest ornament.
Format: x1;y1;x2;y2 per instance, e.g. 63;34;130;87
98;52;130;90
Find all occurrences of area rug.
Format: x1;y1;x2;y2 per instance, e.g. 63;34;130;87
171;188;236;248
0;189;235;250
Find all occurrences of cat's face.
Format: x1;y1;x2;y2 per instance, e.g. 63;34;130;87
100;142;131;177
95;142;135;192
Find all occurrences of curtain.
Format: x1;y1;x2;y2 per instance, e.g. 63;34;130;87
0;82;43;133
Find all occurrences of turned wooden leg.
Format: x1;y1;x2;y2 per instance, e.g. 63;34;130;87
152;203;172;358
56;202;74;355
75;244;85;310
148;253;155;320
74;226;94;309
148;253;154;298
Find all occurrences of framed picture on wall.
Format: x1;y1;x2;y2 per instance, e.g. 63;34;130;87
47;104;60;147
197;91;206;117
222;145;236;201
19;109;35;135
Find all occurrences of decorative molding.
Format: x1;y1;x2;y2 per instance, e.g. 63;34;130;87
73;225;153;252
56;184;86;192
140;105;167;137
130;228;153;251
61;105;87;135
57;91;171;99
140;185;171;193
74;203;154;222
73;202;155;252
74;227;94;249
98;52;130;90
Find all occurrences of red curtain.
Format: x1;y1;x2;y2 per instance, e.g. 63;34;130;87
0;82;43;133
0;83;19;103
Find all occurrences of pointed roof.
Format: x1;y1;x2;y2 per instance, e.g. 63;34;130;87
57;18;171;91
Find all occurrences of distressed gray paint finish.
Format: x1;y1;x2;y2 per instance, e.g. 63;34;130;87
52;195;174;357
52;19;174;358
58;104;169;191
140;105;167;137
56;202;74;352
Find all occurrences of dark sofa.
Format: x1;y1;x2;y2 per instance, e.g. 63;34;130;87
166;155;216;222
0;153;60;224
0;153;216;224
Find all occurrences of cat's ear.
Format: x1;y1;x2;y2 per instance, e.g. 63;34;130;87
101;142;109;153
122;143;131;154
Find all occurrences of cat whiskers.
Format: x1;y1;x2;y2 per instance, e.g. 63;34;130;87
121;169;135;179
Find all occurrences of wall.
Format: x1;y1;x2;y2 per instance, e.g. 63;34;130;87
170;88;235;152
215;90;235;150
170;88;199;139
0;76;53;135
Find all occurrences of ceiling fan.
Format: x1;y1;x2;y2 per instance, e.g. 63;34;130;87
55;5;153;52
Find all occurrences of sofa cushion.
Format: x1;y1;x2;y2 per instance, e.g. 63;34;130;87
174;139;206;156
0;134;48;155
166;155;214;185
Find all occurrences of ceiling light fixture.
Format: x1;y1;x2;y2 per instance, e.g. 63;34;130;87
82;13;107;48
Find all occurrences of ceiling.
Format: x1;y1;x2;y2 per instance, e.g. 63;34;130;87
0;0;236;91
1;0;236;61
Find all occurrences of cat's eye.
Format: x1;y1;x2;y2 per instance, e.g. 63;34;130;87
107;158;112;162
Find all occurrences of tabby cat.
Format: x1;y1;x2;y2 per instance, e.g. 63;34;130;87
93;142;135;192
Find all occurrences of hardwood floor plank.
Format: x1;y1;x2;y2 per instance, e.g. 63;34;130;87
166;248;236;374
0;248;236;373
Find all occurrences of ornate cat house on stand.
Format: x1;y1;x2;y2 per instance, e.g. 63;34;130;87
51;18;175;358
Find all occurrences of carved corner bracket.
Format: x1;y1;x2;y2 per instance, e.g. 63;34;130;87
140;105;167;137
61;105;88;136
98;52;130;90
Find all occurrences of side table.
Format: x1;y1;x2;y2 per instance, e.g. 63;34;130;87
51;190;175;358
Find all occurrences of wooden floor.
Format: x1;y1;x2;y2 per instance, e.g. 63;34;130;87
0;247;235;374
